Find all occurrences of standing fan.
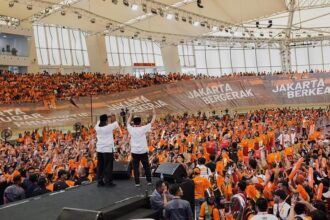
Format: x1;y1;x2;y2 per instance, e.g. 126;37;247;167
1;128;12;143
73;122;82;139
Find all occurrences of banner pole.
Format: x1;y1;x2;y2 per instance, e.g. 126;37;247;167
90;95;93;125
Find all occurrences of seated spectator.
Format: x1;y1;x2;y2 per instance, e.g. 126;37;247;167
53;170;69;191
4;175;25;204
31;176;51;197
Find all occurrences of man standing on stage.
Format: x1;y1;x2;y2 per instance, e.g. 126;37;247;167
95;114;121;187
127;107;156;187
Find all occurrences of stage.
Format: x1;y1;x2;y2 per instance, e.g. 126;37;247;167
0;178;158;220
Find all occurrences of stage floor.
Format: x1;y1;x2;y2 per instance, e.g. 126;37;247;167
0;178;157;220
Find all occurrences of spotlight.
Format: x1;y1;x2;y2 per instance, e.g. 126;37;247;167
175;13;179;21
193;21;200;26
77;14;82;19
181;16;187;22
147;36;152;40
134;32;139;37
106;23;112;29
112;0;118;4
142;4;147;13
45;8;50;13
131;3;138;11
120;28;124;33
159;8;164;17
166;13;174;20
27;4;33;10
212;26;218;31
123;0;129;7
267;20;272;28
90;18;96;23
256;21;260;28
188;17;192;24
151;8;157;14
197;0;204;8
8;1;14;7
200;22;205;27
60;11;66;16
260;33;264;37
180;40;184;44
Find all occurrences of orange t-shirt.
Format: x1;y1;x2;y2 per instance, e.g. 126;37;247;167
199;202;220;220
193;176;211;199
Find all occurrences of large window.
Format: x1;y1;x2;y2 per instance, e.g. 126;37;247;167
192;43;282;76
105;36;163;67
34;25;89;66
290;40;330;72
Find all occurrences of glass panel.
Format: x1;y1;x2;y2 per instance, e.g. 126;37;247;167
308;46;322;65
256;48;270;67
231;49;245;68
206;50;220;68
295;47;309;66
244;49;256;68
195;50;206;68
270;49;281;67
219;49;231;68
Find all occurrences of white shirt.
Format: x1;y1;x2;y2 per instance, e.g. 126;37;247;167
95;121;119;153
251;212;278;220
196;164;212;178
127;123;152;154
273;201;290;220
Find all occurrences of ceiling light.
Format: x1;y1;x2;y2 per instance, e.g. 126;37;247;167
77;14;82;19
90;18;96;23
106;23;112;29
267;20;273;28
8;1;14;7
60;11;66;16
147;36;152;40
166;13;174;20
131;3;138;11
193;21;200;26
27;4;32;10
175;13;179;21
123;0;129;7
142;4;147;13
112;0;118;4
120;28;124;33
182;16;187;22
151;8;157;14
212;26;218;31
158;8;164;17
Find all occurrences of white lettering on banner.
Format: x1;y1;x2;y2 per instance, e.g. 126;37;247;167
106;95;168;112
0;108;90;128
186;83;254;104
272;79;330;99
200;89;254;105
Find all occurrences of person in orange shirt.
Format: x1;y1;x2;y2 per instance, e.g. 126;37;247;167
199;188;220;220
193;167;211;219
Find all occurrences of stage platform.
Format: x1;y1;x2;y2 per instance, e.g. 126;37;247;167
0;178;158;220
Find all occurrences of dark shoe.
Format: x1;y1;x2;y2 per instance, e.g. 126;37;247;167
105;182;116;187
97;181;105;187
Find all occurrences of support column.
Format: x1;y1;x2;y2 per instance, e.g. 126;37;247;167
161;44;182;73
27;28;40;73
85;34;110;73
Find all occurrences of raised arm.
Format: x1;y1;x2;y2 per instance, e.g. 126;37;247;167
151;107;156;124
127;109;133;126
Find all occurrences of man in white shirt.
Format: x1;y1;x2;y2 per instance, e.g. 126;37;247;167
273;190;290;220
127;107;156;186
251;198;278;220
95;114;121;187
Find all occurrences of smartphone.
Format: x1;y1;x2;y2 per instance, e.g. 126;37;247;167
293;192;300;201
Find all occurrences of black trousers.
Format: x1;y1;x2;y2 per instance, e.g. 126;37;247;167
97;152;114;184
131;153;152;184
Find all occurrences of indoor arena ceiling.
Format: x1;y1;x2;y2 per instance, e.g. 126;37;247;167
1;0;330;43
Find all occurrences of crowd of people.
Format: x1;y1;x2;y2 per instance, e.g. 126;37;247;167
0;69;326;105
0;71;193;104
0;106;329;220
